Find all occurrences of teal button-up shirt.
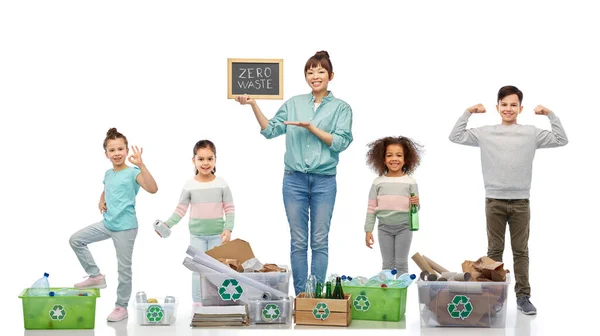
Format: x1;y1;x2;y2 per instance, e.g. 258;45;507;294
260;91;353;175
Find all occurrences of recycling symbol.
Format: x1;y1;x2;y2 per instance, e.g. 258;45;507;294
312;302;330;320
146;305;164;323
447;295;473;320
49;304;66;321
218;278;244;301
353;295;371;312
261;303;281;321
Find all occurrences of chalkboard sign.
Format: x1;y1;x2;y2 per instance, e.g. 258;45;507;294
228;58;283;100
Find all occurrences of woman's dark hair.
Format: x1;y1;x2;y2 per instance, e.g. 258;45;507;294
304;50;333;77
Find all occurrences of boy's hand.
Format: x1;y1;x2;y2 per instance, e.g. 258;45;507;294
409;195;420;206
467;104;486;113
534;105;552;115
221;230;231;243
365;232;374;249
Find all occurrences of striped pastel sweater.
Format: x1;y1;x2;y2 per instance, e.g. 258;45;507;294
166;176;235;235
364;175;418;232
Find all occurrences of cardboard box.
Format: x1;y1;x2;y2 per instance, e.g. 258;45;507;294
294;293;352;327
206;239;255;267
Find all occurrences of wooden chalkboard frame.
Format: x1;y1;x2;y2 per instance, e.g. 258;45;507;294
227;58;284;100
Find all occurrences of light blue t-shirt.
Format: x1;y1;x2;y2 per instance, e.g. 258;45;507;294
103;166;141;231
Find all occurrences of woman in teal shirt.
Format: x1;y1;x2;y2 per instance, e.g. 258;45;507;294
236;51;353;295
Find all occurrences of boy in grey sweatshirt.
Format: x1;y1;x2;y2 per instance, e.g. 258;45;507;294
449;85;568;315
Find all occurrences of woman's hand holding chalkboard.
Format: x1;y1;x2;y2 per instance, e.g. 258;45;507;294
235;94;256;106
467;104;486;113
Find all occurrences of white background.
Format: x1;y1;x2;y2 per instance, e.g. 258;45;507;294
1;1;598;335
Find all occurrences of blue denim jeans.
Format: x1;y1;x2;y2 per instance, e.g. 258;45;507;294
190;234;222;302
283;170;337;295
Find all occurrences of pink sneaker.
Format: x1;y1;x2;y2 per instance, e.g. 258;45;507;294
74;274;107;289
107;306;128;322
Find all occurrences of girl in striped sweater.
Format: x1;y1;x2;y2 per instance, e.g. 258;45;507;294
364;136;423;274
160;140;235;302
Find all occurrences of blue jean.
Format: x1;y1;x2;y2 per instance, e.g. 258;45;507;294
283;170;337;295
190;234;222;302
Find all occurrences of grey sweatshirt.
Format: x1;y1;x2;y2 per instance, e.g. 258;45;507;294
449;110;568;199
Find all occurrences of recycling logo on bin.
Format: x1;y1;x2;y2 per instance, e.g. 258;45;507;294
353;295;371;312
312;302;330;320
49;304;66;321
261;303;281;321
146;305;164;323
447;295;473;320
218;278;244;301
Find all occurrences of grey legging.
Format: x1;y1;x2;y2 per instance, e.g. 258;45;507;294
378;224;413;274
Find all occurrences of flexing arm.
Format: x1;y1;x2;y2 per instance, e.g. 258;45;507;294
448;104;485;146
534;106;569;148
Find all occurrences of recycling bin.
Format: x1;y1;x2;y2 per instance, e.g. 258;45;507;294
247;297;293;324
200;266;291;306
342;284;407;321
19;288;100;330
417;275;510;328
135;297;179;326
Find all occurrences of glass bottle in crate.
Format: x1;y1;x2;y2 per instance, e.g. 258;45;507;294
315;282;323;298
325;281;332;299
409;193;419;231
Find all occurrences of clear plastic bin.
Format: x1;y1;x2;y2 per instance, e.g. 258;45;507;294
200;266;291;306
135;297;178;326
417;275;510;328
247;297;293;324
19;288;100;330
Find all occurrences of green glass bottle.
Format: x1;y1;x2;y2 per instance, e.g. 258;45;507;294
410;193;419;231
333;277;344;299
325;281;332;299
315;282;323;298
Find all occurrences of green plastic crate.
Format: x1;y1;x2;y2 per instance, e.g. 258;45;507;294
19;288;100;330
342;284;407;321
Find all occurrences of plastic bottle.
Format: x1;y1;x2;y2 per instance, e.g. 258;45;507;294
389;273;416;288
29;273;50;296
153;219;171;238
304;274;316;298
382;269;398;280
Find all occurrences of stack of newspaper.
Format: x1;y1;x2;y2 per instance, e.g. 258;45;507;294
191;305;249;327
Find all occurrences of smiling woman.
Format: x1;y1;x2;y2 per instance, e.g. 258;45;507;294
234;51;354;295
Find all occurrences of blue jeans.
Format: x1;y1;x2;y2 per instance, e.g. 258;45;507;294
283;170;337;295
190;234;222;302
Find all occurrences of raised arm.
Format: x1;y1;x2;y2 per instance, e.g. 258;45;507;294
533;105;569;148
448;104;485;146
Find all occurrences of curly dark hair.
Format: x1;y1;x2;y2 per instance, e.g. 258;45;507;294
366;136;423;176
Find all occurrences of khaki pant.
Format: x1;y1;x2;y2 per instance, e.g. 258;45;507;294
485;198;530;298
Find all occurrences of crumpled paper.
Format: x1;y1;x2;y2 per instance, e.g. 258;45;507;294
216;258;244;272
218;257;287;273
462;256;509;282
